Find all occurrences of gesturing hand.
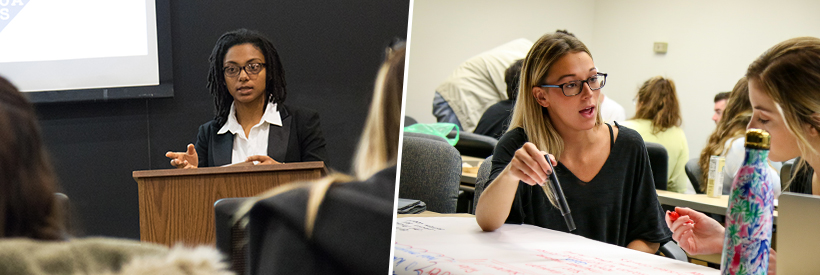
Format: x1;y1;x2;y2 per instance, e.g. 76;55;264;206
165;144;199;169
245;155;282;165
505;142;557;186
665;207;725;255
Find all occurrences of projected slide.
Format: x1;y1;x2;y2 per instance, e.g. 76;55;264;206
0;0;159;93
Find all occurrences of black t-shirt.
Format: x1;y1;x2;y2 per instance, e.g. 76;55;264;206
487;124;672;247
474;100;514;139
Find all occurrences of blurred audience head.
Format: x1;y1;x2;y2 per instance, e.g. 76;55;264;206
0;75;63;240
352;39;406;179
698;77;751;191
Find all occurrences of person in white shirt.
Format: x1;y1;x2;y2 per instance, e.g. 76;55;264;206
599;94;626;123
166;29;327;168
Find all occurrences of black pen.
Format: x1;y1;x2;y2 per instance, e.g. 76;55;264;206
541;156;576;232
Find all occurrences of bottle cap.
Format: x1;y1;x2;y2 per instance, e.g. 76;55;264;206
745;128;771;150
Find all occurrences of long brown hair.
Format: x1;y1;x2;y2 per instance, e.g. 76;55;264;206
632;76;683;134
697;77;751;191
0;76;64;240
508;30;602;207
746;37;820;190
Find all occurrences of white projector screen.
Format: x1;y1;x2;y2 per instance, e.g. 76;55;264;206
0;0;172;102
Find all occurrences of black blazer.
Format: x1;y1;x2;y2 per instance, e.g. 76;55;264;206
195;104;328;167
247;166;396;275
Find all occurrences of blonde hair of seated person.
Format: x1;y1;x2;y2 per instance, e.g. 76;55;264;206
697;77;752;192
234;43;405;238
632;76;683;135
747;36;820;190
506;30;603;207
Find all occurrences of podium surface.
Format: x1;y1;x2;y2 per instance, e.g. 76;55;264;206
133;161;325;246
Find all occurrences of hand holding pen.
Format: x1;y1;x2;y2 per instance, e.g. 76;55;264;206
506;142;557;186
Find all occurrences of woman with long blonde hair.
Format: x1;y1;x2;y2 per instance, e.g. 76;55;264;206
697;77;781;195
238;41;405;274
622;76;691;193
667;37;820;274
475;30;670;254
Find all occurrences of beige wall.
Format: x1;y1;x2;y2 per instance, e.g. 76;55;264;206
406;0;820;159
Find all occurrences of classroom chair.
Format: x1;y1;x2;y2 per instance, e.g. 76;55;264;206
472;155;493;214
657;241;689;262
780;160;793;187
399;133;461;213
214;197;250;275
450;130;498;159
684;158;704;194
645;142;669;191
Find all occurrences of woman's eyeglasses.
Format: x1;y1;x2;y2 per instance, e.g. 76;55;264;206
537;73;607;97
224;63;266;78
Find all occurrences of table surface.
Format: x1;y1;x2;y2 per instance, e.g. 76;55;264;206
394;214;718;274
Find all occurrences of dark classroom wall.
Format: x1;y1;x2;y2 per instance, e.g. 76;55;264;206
33;0;409;239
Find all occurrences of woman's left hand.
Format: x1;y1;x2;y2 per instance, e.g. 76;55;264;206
245;155;282;165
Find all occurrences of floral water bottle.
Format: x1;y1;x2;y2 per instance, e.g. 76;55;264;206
721;129;774;275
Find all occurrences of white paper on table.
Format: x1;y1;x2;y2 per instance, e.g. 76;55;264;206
393;217;718;275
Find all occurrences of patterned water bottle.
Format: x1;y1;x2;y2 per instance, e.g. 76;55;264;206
720;129;774;275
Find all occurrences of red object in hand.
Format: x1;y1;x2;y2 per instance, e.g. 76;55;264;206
669;211;680;222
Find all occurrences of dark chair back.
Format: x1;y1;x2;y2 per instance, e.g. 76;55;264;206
656;241;688;262
472;155;493;214
645;142;669;190
399;134;461;213
214;198;250;275
450;130;498;158
404;116;418;126
685;158;704;194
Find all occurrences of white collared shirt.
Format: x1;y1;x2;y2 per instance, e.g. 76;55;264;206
217;101;283;164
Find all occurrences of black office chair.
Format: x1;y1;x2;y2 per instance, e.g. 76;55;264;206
399;133;461;213
644;142;669;190
449;130;498;159
684;158;704;194
214;197;251;275
657;241;689;262
404;116;418;126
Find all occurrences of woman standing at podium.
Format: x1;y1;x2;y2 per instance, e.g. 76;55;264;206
475;30;671;254
233;40;405;274
166;29;327;168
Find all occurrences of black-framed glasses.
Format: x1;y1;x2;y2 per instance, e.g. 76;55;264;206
538;73;607;97
223;63;266;78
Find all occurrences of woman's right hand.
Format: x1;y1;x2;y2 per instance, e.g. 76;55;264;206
165;144;199;169
505;142;557;186
665;207;725;255
476;142;556;231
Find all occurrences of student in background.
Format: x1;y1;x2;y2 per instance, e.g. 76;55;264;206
668;36;820;275
167;28;327;168
697;77;781;195
599;94;626;123
622;76;692;193
236;41;405;274
475;30;671;254
712;91;730;124
474;59;523;139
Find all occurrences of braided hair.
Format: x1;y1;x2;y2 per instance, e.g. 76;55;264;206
207;29;287;126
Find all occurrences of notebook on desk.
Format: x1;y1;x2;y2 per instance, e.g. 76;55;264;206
777;192;820;274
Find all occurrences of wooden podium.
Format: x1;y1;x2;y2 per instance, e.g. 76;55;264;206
133;161;325;247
